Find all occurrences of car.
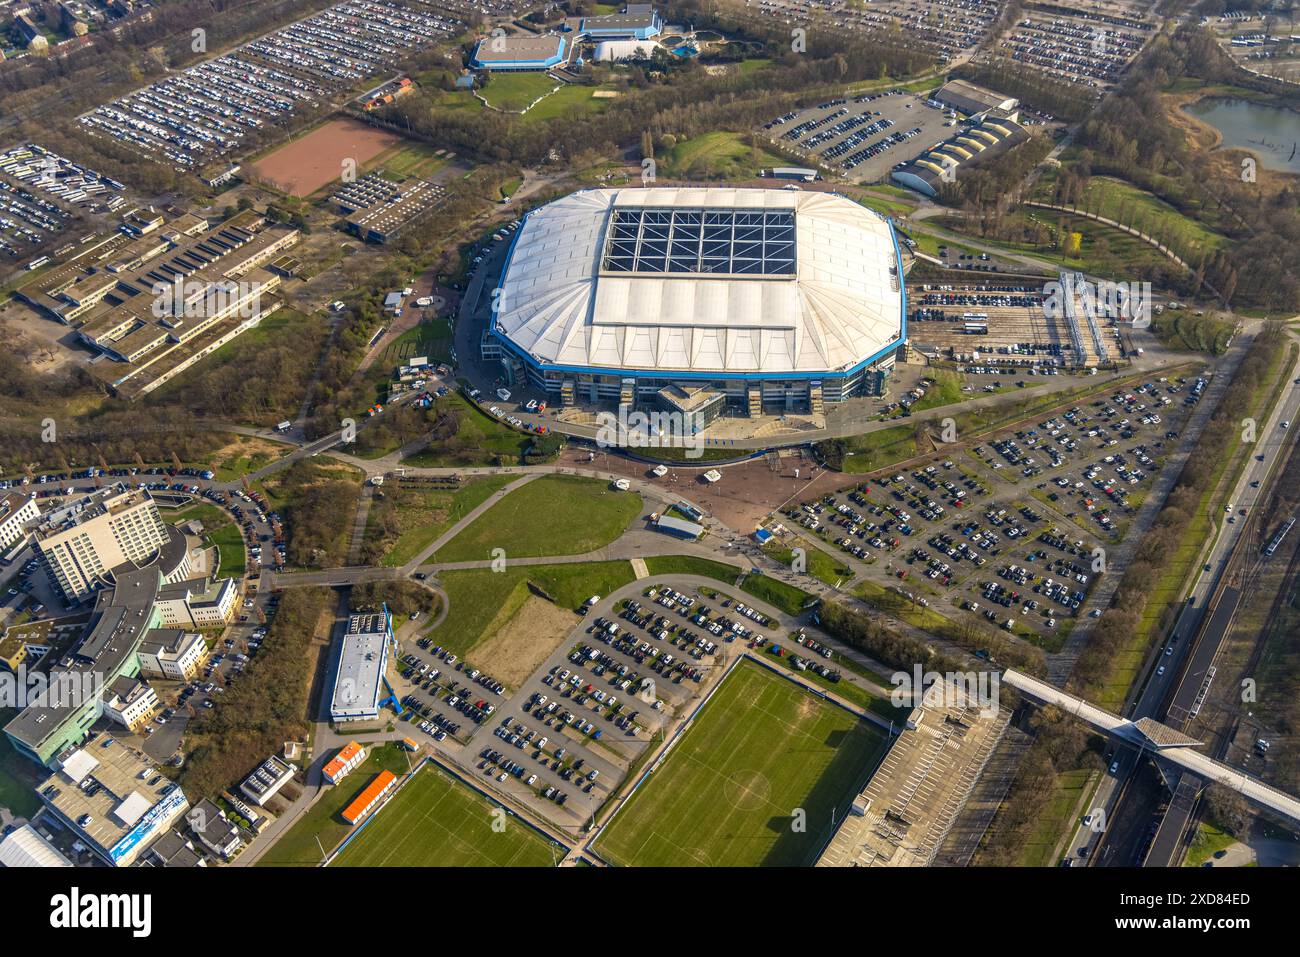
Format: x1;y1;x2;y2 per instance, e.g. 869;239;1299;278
1283;421;1290;430
1109;761;1120;775
1156;665;1165;676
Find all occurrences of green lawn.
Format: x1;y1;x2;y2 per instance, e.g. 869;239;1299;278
661;131;788;181
207;522;246;577
642;554;744;584
595;659;889;866
427;561;636;658
1184;820;1239;867
332;764;561;867
741;572;816;616
818;424;919;473
479;73;612;121
258;744;412;866
0;717;42;819
763;536;852;588
367;474;518;566
432;474;642;562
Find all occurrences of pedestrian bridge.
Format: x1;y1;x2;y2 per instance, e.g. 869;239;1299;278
1003;670;1300;825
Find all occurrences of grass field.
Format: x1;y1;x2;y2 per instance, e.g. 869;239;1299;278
741;572;815;615
661;131;787;181
207;521;246;577
366;474;517;566
763;536;851;588
433;474;642;562
819;424;920;473
333;764;561;867
478;73;613;121
595;659;888;866
427;561;636;658
642;554;744;583
258;744;412;866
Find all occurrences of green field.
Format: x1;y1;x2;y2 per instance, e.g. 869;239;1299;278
207;522;246;577
819;424;920;474
741;572;816;616
365;474;518;566
433;474;642;562
427;561;636;657
642;554;744;584
661;131;788;181
258;744;412;866
479;73;612;121
333;764;561;867
595;659;888;866
763;535;852;588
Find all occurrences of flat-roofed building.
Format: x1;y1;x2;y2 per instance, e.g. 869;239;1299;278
578;5;662;39
37;732;190;867
341;770;397;825
330;610;394;724
322;741;366;784
154;576;237;629
0;492;40;551
101;675;158;731
137;628;208;681
239;754;294;807
471;33;567;70
34;485;171;602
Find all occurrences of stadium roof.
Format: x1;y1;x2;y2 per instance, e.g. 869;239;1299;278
494;188;903;377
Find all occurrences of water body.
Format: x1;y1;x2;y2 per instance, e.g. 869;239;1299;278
1185;97;1300;174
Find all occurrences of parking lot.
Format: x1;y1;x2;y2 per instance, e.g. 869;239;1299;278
910;279;1086;366
978;4;1155;95
761;89;956;182
780;373;1208;648
746;0;997;62
392;578;825;829
0;145;129;262
78;0;464;169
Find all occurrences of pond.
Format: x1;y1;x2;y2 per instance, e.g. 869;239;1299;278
1184;96;1300;174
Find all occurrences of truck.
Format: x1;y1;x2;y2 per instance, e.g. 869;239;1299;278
275;420;292;433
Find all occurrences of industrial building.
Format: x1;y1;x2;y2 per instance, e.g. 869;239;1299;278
14;208;297;398
239;755;295;807
0;824;74;868
333;174;447;244
578;4;662;39
931;79;1019;119
490;187;906;415
891;115;1030;198
330;610;395;723
470;33;568;70
36;732;190;867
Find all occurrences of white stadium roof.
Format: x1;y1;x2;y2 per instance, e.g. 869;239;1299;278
494;188;903;377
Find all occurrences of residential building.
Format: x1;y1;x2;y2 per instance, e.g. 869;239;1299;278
0;492;40;551
188;797;243;860
142;829;206;867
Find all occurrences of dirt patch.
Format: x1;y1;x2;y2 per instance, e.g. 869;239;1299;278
473;594;578;688
246;118;403;197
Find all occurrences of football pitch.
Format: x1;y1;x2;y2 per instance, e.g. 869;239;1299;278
594;659;890;867
332;764;563;867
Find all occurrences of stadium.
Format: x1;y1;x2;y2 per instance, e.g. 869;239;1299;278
488;187;907;417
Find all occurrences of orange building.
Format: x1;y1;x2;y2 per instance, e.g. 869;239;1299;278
341;770;397;825
322;741;366;785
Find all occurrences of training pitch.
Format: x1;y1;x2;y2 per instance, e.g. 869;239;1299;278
332;764;563;867
595;658;890;866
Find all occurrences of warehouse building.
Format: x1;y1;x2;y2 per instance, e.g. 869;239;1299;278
490;187;906;415
578;4;662;39
471;33;567;70
891;116;1030;198
330;610;395;724
931;79;1018;120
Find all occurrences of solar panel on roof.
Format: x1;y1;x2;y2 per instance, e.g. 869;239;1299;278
602;208;796;277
